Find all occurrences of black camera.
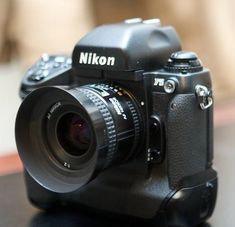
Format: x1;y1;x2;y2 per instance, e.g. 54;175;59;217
15;18;217;226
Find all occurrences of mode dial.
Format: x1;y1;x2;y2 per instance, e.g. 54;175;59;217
164;51;203;73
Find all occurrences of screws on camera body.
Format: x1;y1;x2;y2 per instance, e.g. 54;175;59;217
164;80;176;93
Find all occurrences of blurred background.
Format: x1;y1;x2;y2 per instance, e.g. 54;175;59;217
0;0;235;157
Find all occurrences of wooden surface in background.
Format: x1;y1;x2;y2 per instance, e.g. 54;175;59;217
0;153;22;175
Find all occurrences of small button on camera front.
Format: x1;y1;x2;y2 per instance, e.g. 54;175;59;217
164;80;176;94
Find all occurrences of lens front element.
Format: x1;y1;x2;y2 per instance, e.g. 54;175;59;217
57;113;92;156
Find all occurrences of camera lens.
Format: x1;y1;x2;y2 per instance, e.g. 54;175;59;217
15;84;143;193
57;113;92;156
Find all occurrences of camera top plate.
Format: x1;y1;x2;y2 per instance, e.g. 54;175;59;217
72;18;181;71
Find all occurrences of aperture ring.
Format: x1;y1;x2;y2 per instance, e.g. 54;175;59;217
78;88;117;168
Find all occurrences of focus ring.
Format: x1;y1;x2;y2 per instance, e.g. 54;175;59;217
126;100;141;154
78;88;117;168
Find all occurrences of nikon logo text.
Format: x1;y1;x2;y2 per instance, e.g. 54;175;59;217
79;52;115;66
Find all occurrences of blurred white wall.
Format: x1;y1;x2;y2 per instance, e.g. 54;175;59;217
0;63;21;156
0;0;94;156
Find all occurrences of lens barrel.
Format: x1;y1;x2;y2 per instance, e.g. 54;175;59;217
15;84;142;193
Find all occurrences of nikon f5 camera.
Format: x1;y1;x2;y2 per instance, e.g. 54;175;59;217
15;18;217;226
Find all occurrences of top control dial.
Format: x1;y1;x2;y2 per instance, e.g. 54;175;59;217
164;51;203;73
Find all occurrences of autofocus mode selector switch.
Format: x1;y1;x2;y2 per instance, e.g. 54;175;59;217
164;51;203;73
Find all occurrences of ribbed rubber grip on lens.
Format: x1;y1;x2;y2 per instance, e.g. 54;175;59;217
78;88;117;167
126;100;141;153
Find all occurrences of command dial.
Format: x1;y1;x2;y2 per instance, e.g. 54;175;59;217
164;51;203;73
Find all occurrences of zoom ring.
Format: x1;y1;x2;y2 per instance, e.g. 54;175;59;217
78;88;117;168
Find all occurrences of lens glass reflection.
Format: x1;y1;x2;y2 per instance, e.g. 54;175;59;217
57;113;92;156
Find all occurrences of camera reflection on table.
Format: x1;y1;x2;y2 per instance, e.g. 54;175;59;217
0;172;217;227
29;209;212;227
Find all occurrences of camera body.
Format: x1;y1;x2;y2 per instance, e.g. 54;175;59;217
17;19;217;226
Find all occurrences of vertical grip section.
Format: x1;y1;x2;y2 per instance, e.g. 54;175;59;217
167;94;212;188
